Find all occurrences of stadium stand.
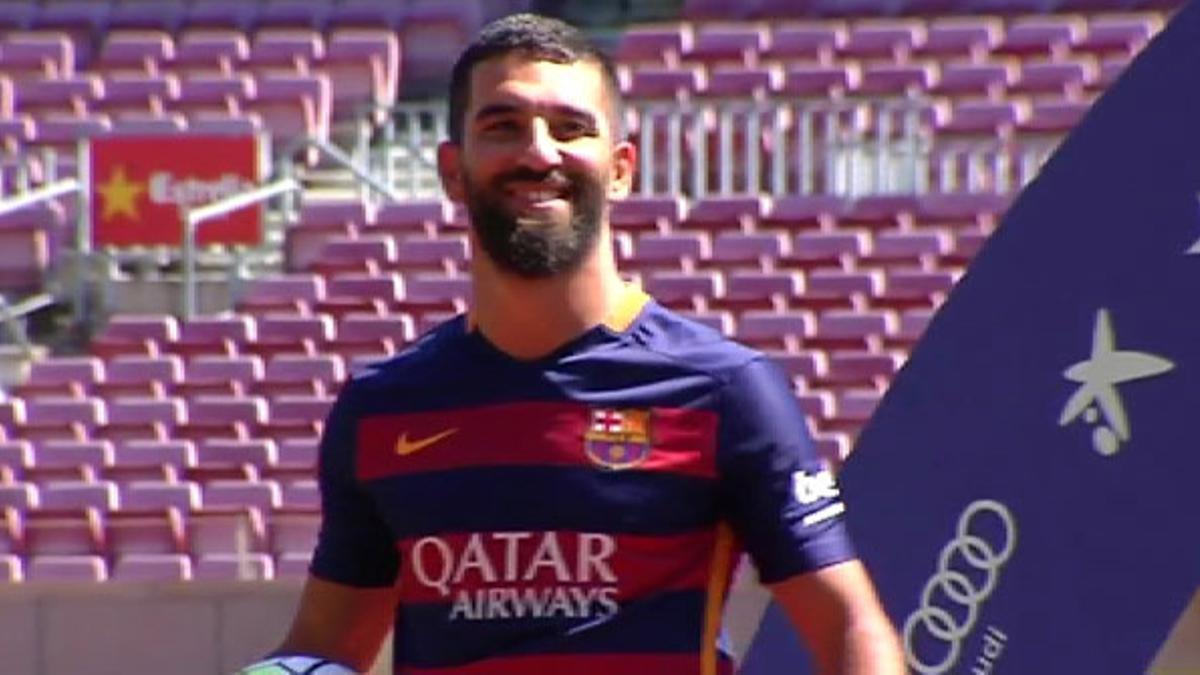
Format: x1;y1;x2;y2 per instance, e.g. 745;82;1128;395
0;0;1182;599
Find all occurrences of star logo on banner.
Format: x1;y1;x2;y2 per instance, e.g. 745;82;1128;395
96;165;146;221
1058;308;1175;456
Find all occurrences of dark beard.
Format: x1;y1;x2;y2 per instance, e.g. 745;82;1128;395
464;168;605;279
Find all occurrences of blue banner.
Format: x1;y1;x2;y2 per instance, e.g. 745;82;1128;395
744;1;1200;672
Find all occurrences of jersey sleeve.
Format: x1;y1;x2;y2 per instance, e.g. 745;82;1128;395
716;356;856;584
309;380;401;587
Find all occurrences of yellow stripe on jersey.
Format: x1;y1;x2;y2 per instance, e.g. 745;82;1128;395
701;523;736;675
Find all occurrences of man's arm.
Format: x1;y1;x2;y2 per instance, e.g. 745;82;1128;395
768;560;906;675
275;575;402;672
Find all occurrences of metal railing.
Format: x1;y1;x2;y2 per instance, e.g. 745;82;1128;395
372;96;1065;200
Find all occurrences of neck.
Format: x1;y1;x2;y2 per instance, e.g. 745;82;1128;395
468;228;628;360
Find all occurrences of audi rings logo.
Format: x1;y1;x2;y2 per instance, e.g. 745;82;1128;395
902;500;1017;675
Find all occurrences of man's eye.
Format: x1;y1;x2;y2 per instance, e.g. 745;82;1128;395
482;120;520;136
555;119;594;139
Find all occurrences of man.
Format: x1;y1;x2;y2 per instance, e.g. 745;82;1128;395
249;13;904;675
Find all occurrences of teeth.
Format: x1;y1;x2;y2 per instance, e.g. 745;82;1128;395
526;190;559;201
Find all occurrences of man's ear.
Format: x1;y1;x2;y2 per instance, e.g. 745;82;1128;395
437;141;466;202
608;139;637;200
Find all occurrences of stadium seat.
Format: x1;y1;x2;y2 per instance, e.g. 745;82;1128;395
112;439;196;474
24;507;105;557
94;30;176;76
26;554;108;581
38;481;120;512
0;483;39;511
0;553;22;582
0;33;75;81
735;310;815;351
914;18;1001;60
197;439;278;471
111;553;193;581
202;479;282;512
994;16;1084;58
173;71;254;118
248;28;325;77
120;480;202;513
616;25;691;68
685;26;767;68
320;29;400;122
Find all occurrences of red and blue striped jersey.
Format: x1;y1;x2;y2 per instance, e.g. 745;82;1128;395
311;287;854;674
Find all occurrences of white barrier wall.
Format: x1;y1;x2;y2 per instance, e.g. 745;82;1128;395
0;581;392;675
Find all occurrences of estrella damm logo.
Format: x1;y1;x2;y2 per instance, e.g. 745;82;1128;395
584;408;653;470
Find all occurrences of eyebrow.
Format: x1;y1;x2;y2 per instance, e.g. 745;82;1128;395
473;102;600;128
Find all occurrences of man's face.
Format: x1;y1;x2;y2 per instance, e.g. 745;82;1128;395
439;54;635;278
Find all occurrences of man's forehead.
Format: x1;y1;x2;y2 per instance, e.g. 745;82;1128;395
466;54;611;117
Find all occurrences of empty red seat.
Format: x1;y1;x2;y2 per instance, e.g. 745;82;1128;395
197;439;278;470
764;25;844;63
616;25;691;67
26;554;108;581
736;310;814;351
112;553;192;581
839;22;925;61
995;17;1084;58
915;18;1000;60
24;507;105;557
685;26;766;67
811;309;896;350
120;480;202;513
113;439;196;473
39;480;119;512
203;479;282;512
320;28;400;122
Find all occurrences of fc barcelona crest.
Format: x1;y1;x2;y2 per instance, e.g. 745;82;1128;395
585;409;653;470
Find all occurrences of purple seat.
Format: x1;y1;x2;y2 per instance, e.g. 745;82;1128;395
0;483;38;510
337;313;416;346
610;195;686;231
404;273;471;305
31;112;112;148
120;480;201;512
269;507;320;570
932;62;1014;99
1017;101;1090;134
299;199;372;228
823;351;901;386
855;64;934;96
0;33;75;80
177;314;256;345
24;508;105;557
112;553;192;581
239;274;325;311
628;232;707;270
101;313;180;344
263;354;345;388
625;67;705;100
320;29;400;121
1010;60;1095;98
882;268;958;299
317;234;397;269
255;314;336;344
393;236;469;271
1075;16;1159;58
915;192;1010;225
735;310;814;350
812;309;897;346
684;196;767;230
193;552;275;580
915;19;1000;60
249;28;325;74
616;25;691;67
173;72;254;117
805;269;883;298
107;0;187;32
95;30;176;75
1091;56;1130;94
188;506;268;557
848;195;917;227
257;0;333;30
16;75;104;116
113;439;196;472
26;356;105;391
105;354;185;388
642;270;722;307
198;439;278;470
183;0;259;31
703;68;780;99
186;112;262;134
271;396;335;424
833;389;881;425
246;72;332;144
685;26;767;67
724;270;802;300
994;17;1084;58
764;25;844;63
839;22;924;61
202;479;282;511
395;2;480;96
38;480;120;511
763;195;851;231
26;554;108;581
24;398;106;429
0;440;34;474
107;112;189;134
98;72;179;117
937;100;1022;136
107;397;185;427
895;308;936;344
327;0;406;29
187;396;270;427
865;230;950;265
33;440;114;472
779;64;855;98
171;29;250;74
324;273;403;304
278;438;319;467
709;232;786;267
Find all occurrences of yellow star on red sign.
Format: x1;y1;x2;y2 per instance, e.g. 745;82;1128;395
96;165;145;221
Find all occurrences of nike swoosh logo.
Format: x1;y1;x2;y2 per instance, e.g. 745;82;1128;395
395;428;458;456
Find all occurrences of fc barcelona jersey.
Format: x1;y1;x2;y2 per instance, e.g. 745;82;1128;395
311;286;854;674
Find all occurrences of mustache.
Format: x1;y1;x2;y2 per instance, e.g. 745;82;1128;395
495;168;573;189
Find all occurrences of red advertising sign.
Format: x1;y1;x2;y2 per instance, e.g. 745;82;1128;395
90;135;265;247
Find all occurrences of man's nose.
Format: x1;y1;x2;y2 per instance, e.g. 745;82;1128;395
517;119;562;171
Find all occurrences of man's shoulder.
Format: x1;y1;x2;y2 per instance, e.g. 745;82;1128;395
346;315;468;392
629;301;764;381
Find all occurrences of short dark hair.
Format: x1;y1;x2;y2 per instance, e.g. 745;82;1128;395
446;13;623;144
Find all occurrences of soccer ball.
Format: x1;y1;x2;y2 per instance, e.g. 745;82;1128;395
238;655;359;674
